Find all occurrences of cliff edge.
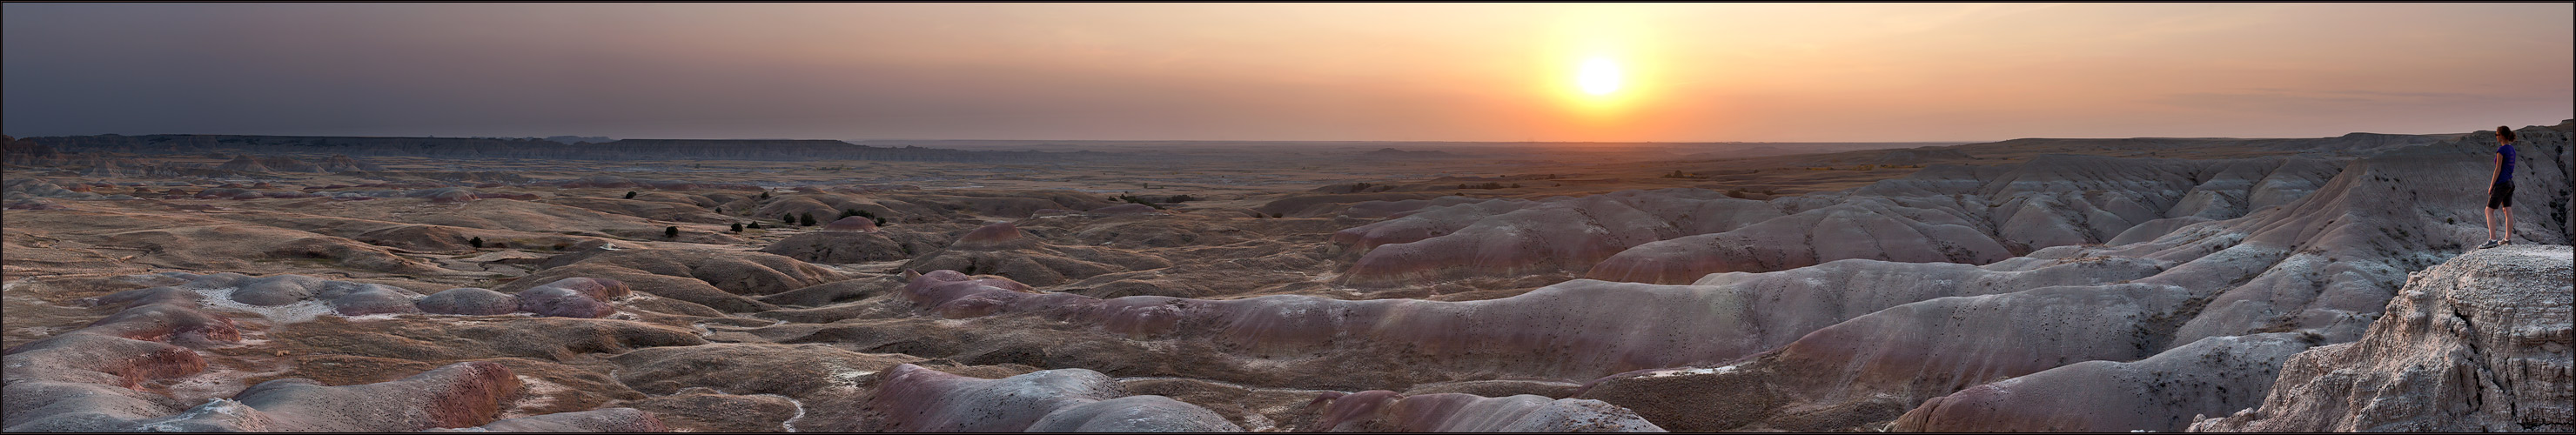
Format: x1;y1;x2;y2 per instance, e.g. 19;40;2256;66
2190;244;2573;432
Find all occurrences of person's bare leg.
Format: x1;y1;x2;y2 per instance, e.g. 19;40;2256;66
2485;206;2499;243
2500;205;2513;244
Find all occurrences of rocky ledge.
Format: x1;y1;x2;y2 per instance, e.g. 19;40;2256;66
2190;244;2573;432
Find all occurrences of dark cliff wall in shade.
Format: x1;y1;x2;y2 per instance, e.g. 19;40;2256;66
23;134;1101;163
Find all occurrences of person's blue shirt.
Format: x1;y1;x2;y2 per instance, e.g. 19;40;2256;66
2497;144;2517;184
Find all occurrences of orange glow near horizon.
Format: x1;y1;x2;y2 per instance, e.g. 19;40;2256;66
1526;6;1693;142
2;3;2566;142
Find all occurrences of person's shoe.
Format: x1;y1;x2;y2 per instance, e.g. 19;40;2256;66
2477;239;2502;249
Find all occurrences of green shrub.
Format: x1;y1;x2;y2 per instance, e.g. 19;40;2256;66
839;209;889;225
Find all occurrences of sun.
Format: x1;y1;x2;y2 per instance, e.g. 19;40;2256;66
1577;57;1623;96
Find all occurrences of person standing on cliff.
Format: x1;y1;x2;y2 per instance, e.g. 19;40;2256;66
2479;126;2519;249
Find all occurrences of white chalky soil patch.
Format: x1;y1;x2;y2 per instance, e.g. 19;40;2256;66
499;375;570;419
342;313;408;322
1641;365;1737;378
772;393;808;432
158;364;291;405
188;286;338;325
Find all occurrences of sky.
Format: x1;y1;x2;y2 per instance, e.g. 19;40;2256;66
4;3;2571;142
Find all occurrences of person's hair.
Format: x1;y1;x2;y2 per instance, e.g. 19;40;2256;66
2497;126;2516;143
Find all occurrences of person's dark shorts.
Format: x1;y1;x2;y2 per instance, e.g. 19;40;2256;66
2488;181;2515;209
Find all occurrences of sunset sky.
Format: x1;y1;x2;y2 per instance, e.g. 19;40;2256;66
4;3;2570;142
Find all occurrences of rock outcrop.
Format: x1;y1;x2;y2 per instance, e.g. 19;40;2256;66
2190;244;2573;432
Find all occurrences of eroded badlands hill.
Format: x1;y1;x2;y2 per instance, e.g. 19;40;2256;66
3;122;2569;432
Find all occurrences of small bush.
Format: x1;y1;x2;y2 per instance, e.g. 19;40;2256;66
759;191;771;199
730;223;744;232
842;209;888;225
1117;194;1164;210
467;237;484;249
665;226;679;238
625;191;638;199
799;212;816;226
